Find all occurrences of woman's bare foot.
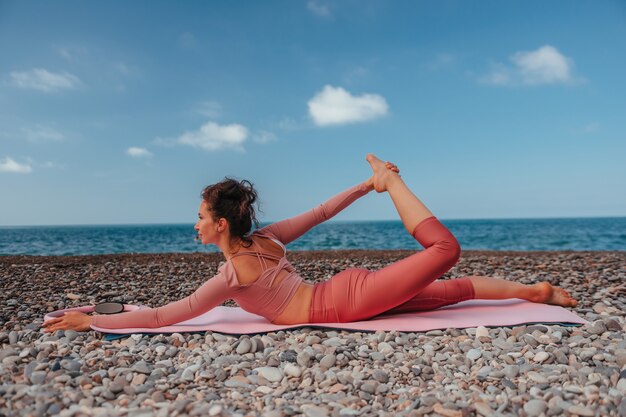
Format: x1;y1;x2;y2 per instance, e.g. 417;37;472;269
366;153;401;193
531;282;578;307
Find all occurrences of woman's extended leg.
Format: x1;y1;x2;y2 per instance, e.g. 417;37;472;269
379;275;577;316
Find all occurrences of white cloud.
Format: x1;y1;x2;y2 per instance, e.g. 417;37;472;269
177;121;248;152
126;147;153;158
21;125;65;143
307;0;331;17
308;85;388;126
0;157;32;174
252;131;277;144
480;45;579;86
9;68;81;92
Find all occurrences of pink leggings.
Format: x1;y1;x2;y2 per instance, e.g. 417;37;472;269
309;216;476;323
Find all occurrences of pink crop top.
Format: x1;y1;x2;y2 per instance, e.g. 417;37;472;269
91;181;371;329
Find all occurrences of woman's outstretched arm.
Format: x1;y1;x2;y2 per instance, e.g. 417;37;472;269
90;267;238;329
256;181;372;245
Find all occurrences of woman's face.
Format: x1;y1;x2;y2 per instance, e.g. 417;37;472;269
194;201;219;245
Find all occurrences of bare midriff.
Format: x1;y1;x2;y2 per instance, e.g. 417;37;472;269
231;235;315;325
271;271;314;325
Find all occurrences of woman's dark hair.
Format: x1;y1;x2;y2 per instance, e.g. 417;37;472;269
201;177;261;252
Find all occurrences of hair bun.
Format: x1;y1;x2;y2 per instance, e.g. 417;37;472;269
201;177;262;253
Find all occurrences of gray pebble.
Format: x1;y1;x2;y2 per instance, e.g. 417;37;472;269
280;349;298;363
132;361;152;374
181;365;200;381
523;399;547;416
236;338;252;354
320;354;336;369
60;359;81;372
467;348;482;361
29;371;47;385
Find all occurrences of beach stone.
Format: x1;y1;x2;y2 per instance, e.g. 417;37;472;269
256;366;282;383
533;351;550;363
616;378;626;395
502;378;516;390
523;399;547;416
64;330;79;341
377;342;393;354
297;351;312;367
527;371;549;384
527;325;549;333
23;361;37;380
372;369;389;383
132;361;152;374
567;405;595;416
283;363;301;378
587;321;607;335
474;401;494;416
29;371;47;385
564;385;583;394
236;338;252;354
8;331;18;345
47;403;62;415
181;365;200;381
301;405;329;417
467;349;482;361
225;375;252;389
60;359;81;372
475;326;490;339
554;349;569;364
320;354;336;369
604;318;622;331
208;405;223;416
360;381;378;394
280;349;298;363
619;398;626;417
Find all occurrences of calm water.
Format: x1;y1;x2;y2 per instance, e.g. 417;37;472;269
0;217;624;256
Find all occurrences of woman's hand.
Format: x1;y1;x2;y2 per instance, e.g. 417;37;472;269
41;311;93;333
365;161;400;192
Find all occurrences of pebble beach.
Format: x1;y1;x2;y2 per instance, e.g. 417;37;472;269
1;249;625;417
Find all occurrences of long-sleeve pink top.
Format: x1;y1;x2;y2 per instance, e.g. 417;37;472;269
90;181;371;329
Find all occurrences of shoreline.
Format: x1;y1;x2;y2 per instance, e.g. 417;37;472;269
1;248;624;264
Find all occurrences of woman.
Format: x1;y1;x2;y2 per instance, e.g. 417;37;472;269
42;153;577;332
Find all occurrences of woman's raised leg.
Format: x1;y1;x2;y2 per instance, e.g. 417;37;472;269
327;154;462;322
366;154;434;234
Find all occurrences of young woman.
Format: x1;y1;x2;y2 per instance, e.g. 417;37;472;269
42;154;577;332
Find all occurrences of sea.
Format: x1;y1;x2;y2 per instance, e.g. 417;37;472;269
1;217;624;256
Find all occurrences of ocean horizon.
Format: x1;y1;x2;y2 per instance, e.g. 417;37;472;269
1;216;624;255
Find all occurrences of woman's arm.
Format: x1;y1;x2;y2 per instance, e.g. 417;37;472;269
90;268;238;329
256;181;372;245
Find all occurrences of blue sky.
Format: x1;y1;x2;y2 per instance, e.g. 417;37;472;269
1;0;625;226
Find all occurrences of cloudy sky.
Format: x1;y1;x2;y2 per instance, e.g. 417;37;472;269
1;1;625;226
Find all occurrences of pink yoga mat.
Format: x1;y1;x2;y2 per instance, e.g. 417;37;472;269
45;299;588;335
